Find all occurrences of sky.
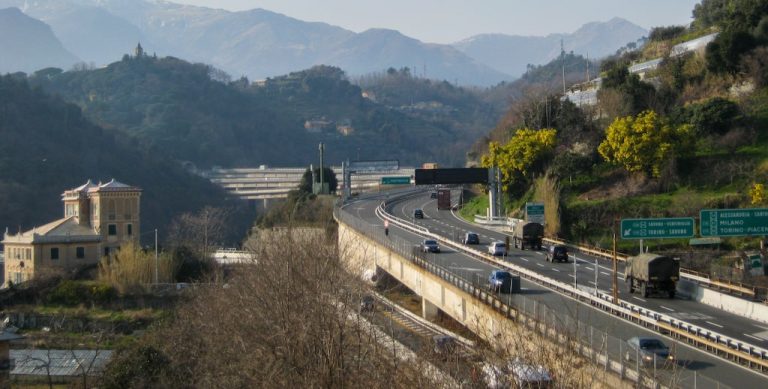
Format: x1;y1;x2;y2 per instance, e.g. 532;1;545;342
171;0;702;44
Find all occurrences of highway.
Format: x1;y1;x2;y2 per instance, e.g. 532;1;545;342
340;189;768;388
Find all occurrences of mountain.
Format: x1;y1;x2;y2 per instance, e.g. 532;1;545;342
0;74;251;242
453;17;648;78
0;0;511;86
29;56;474;167
0;7;79;74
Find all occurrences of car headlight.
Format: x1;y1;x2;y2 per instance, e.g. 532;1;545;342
643;355;652;361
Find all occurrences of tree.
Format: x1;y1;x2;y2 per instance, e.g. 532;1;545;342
299;167;338;195
481;128;557;189
167;206;232;259
598;110;694;177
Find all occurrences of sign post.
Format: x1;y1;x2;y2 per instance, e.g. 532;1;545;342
700;208;768;237
620;218;695;239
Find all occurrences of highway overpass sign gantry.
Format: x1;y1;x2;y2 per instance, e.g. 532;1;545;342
413;168;489;185
700;208;768;236
620;217;695;239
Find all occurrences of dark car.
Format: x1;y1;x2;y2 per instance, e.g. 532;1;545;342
360;295;375;313
546;244;569;263
462;232;480;245
430;191;438;199
488;270;513;293
420;239;440;253
625;337;675;367
413;209;424;219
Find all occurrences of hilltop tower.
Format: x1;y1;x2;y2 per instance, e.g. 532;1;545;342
134;42;145;58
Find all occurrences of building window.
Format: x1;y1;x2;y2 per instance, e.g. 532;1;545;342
50;248;59;260
76;247;85;259
108;224;117;236
25;248;31;260
127;224;133;236
104;247;110;256
108;199;116;220
14;273;21;284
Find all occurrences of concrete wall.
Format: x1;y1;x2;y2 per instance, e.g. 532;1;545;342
338;223;518;343
679;279;768;324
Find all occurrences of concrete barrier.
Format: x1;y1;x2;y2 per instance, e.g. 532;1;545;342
687;282;768;324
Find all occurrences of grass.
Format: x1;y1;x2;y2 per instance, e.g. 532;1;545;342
15;305;166;323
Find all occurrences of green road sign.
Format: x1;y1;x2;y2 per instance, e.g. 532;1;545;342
620;218;694;239
525;203;544;223
380;176;411;185
700;208;768;237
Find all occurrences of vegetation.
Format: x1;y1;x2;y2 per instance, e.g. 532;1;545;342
481;128;557;190
0;74;253;245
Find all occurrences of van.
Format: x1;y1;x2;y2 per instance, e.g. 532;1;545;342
546;244;568;262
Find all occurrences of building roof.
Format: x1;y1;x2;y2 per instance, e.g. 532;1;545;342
2;217;100;245
11;349;113;377
93;178;141;192
0;331;23;342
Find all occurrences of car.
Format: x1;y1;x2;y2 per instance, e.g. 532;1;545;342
462;232;480;245
481;358;552;388
488;270;513;293
488;241;507;256
413;209;424;219
420;239;440;253
625;336;675;367
430;191;438;199
360;295;375;313
546;244;569;262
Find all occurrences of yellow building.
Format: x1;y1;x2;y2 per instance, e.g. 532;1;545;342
2;179;141;287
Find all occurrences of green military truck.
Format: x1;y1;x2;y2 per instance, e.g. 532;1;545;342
512;222;544;250
625;253;679;298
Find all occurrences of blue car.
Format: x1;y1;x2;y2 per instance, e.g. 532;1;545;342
488;270;513;293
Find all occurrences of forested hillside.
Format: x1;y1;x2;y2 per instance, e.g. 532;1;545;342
30;54;474;167
471;0;768;262
0;74;251;243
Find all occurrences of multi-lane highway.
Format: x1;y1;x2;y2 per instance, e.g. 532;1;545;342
340;188;768;388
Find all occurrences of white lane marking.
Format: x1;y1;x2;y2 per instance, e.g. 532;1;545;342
600;272;611;276
589;281;596;285
744;333;763;342
552;269;560;272
536;263;544;267
706;321;723;328
632;297;647;303
659;306;675;312
521;258;529;262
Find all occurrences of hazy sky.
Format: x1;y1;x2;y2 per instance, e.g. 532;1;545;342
172;0;702;44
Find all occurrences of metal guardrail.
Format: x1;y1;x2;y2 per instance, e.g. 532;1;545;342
544;237;760;300
361;195;768;376
335;203;732;387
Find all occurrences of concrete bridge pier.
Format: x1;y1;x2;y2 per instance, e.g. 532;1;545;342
422;298;440;321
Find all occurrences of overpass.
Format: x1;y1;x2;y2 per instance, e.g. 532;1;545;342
201;165;415;208
336;189;768;388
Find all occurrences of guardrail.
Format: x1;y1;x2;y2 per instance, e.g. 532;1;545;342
368;196;768;375
335;201;732;387
543;236;761;300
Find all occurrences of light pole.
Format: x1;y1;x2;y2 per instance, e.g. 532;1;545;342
154;229;158;284
573;253;577;289
594;258;598;295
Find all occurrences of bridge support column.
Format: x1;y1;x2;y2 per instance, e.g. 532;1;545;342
422;298;439;321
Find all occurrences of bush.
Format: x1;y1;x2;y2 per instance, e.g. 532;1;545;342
46;280;116;307
649;25;687;41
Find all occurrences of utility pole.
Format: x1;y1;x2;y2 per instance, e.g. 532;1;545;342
561;39;566;95
154;229;158;284
318;143;325;195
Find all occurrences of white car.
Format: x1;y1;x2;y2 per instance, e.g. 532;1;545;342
488;241;507;256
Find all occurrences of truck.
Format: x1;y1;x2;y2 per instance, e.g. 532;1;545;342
511;222;543;250
625;253;679;298
437;189;451;210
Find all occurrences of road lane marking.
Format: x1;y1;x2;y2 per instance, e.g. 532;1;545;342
706;321;723;328
521;258;529;262
744;334;763;342
536;263;544;267
632;297;646;303
600;272;611;276
589;281;596;285
552;269;560;272
659;306;675;312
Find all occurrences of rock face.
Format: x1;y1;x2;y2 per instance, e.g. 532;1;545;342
0;7;79;73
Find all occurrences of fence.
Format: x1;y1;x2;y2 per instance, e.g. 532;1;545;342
335;204;731;388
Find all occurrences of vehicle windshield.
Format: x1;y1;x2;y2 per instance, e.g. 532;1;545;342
496;243;506;248
496;271;511;279
554;246;567;253
424;240;437;245
639;339;667;349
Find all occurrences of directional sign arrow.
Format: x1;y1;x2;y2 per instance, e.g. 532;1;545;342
623;229;631;237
